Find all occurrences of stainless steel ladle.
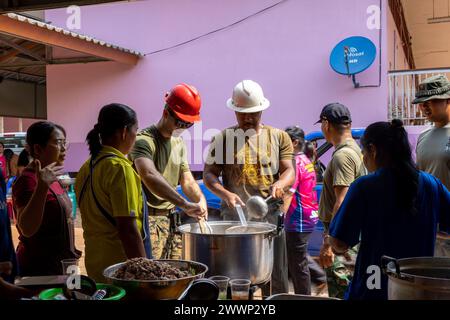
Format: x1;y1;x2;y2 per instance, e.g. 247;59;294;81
246;195;273;220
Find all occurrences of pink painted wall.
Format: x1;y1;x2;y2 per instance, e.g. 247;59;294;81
46;0;388;172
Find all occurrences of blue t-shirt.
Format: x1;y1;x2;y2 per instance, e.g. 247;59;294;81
0;171;18;282
330;169;450;300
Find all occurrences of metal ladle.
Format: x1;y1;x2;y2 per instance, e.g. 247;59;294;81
198;217;213;234
225;195;274;234
225;204;249;234
246;195;273;220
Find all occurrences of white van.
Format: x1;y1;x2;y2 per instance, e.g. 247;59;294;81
0;132;26;155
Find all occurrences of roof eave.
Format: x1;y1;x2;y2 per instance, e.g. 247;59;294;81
0;14;141;65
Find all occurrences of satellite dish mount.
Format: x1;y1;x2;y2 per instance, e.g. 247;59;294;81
344;46;360;88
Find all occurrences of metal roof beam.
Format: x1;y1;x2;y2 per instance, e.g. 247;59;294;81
0;36;46;61
0;60;44;68
0;69;46;81
0;56;108;68
51;57;109;64
0;1;124;13
0;42;39;63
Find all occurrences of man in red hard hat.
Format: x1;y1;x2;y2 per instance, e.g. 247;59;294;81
129;83;207;260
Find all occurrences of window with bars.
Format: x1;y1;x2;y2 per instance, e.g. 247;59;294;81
388;68;450;125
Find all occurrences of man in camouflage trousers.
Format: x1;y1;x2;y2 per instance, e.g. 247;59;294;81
149;216;183;260
129;84;207;259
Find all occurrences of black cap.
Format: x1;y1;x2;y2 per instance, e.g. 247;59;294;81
315;103;352;124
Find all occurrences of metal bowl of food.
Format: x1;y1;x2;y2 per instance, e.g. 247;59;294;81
103;258;208;300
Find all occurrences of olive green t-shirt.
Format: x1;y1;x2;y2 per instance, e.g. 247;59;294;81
319;139;365;224
416;124;450;190
129;125;190;210
206;125;293;216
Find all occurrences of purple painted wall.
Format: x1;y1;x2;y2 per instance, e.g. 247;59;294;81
46;0;388;172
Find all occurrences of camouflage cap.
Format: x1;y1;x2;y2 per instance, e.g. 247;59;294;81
412;74;450;104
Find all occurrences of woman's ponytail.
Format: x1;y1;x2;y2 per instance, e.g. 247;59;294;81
362;119;419;215
389;119;419;214
86;124;102;159
86;103;137;159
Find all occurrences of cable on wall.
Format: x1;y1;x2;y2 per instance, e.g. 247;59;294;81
143;0;288;56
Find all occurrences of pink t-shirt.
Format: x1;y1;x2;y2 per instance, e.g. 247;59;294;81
285;153;319;232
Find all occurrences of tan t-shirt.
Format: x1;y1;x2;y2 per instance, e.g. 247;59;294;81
319;139;365;224
206;125;293;216
416;124;450;190
129;125;190;210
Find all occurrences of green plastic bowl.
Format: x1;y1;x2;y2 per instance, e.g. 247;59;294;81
39;283;126;301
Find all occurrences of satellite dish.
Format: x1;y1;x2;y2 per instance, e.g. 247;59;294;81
330;36;377;78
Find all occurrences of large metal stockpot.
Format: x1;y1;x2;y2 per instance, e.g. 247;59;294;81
382;256;450;300
178;221;278;285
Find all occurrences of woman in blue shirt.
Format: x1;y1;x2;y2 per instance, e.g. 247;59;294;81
0;169;16;282
329;119;450;300
0;170;32;299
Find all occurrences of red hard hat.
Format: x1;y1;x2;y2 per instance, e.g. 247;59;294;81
165;83;201;122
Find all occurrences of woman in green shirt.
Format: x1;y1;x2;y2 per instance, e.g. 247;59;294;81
76;103;151;282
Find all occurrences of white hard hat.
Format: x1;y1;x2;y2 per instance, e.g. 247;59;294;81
226;80;270;113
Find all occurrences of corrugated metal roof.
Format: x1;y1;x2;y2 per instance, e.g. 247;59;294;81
3;13;144;57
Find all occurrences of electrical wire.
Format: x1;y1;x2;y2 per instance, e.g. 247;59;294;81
142;0;382;89
143;0;288;56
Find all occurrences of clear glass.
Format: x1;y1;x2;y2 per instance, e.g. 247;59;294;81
209;276;230;300
61;259;79;275
230;279;251;300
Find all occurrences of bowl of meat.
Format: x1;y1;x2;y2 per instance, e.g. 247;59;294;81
103;258;208;300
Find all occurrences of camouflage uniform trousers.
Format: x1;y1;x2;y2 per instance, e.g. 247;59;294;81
148;216;182;260
324;245;359;299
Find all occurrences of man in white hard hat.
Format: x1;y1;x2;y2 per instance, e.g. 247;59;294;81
204;80;295;295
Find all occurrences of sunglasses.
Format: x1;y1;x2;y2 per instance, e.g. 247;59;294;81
166;107;194;129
